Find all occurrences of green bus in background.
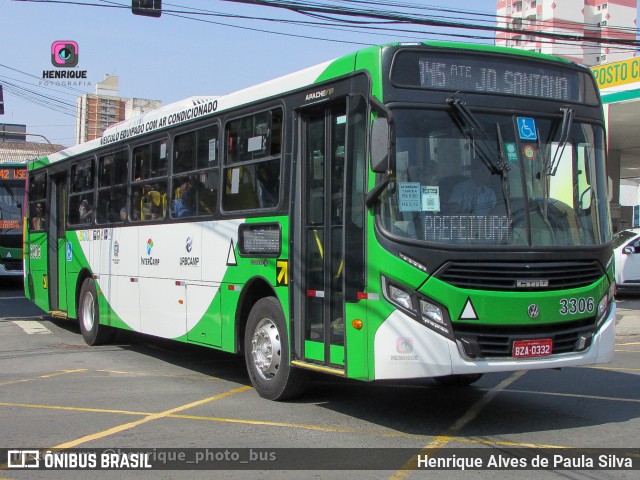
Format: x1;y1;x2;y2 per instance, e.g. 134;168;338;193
0;162;27;277
23;42;616;400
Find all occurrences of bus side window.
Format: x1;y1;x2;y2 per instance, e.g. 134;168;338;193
68;158;95;227
170;124;219;219
222;108;282;213
97;150;129;224
28;173;47;231
132;139;168;222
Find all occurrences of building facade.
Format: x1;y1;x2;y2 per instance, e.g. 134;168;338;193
76;75;161;144
496;0;637;66
0;123;65;162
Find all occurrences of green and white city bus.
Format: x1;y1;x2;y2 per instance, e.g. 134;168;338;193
24;42;616;400
0;162;27;277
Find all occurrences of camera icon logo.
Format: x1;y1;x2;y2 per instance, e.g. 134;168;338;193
396;337;413;354
51;41;79;68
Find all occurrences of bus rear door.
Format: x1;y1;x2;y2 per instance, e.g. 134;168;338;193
47;172;68;314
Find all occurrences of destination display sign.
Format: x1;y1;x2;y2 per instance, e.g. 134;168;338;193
0;168;26;180
391;51;591;102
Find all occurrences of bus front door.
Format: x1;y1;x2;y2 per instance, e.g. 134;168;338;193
296;96;357;371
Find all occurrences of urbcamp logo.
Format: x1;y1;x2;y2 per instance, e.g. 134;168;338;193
141;238;159;266
51;40;78;67
180;237;200;267
42;41;90;86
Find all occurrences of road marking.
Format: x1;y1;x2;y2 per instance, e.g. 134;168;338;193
496;389;640;404
0;369;87;387
389;371;526;480
588;366;640;372
170;413;380;434
0;296;27;300
0;400;573;449
0;401;148;416
616;342;640;346
94;369;220;381
0;315;47;321
53;385;252;449
12;320;52;335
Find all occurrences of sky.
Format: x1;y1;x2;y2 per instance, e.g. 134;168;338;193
0;0;636;147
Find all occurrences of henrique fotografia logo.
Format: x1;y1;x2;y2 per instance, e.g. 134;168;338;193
51;40;78;67
42;40;90;85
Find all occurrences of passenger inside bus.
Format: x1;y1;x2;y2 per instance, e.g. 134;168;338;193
79;199;94;224
173;179;195;217
224;166;258;210
256;163;279;208
31;203;45;230
449;161;497;215
141;187;165;220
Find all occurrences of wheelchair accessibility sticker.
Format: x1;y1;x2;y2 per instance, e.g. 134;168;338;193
517;117;537;141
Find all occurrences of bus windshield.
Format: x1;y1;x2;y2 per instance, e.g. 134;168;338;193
0;183;24;231
379;108;611;248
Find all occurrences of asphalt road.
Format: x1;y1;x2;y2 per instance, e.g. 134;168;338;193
1;276;639;480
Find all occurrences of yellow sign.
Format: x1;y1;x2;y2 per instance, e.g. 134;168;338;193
42;274;47;289
276;259;288;286
591;57;640;90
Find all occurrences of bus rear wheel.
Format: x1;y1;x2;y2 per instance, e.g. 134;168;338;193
244;297;306;401
434;373;483;387
79;278;112;346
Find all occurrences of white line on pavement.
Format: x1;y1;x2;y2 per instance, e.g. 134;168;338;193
12;320;52;335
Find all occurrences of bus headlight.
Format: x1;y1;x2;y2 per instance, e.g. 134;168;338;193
420;300;443;324
388;284;413;310
381;276;454;340
596;282;615;327
597;295;607;319
419;299;454;339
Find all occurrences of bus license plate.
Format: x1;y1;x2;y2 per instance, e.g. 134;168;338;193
512;339;553;359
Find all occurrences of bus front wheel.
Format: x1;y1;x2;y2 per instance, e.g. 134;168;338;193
78;278;112;346
244;297;306;401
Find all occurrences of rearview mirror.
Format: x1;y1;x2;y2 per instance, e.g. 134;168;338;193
370;117;390;173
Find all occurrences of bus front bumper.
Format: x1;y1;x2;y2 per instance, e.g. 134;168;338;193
0;262;23;277
373;304;616;380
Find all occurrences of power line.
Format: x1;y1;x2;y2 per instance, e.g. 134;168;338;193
13;0;640;49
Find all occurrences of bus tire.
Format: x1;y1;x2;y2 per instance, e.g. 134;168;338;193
244;297;306;401
78;278;112;346
434;373;483;387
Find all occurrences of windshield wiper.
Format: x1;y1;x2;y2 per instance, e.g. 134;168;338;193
496;123;512;222
447;95;513;221
545;106;574;176
447;95;499;175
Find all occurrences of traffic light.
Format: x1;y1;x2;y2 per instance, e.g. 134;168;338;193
0;85;4;115
132;0;161;18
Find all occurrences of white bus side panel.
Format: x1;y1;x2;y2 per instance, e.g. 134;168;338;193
85;220;241;339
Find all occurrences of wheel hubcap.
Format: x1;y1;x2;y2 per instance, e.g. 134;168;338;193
82;292;94;332
251;318;281;380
